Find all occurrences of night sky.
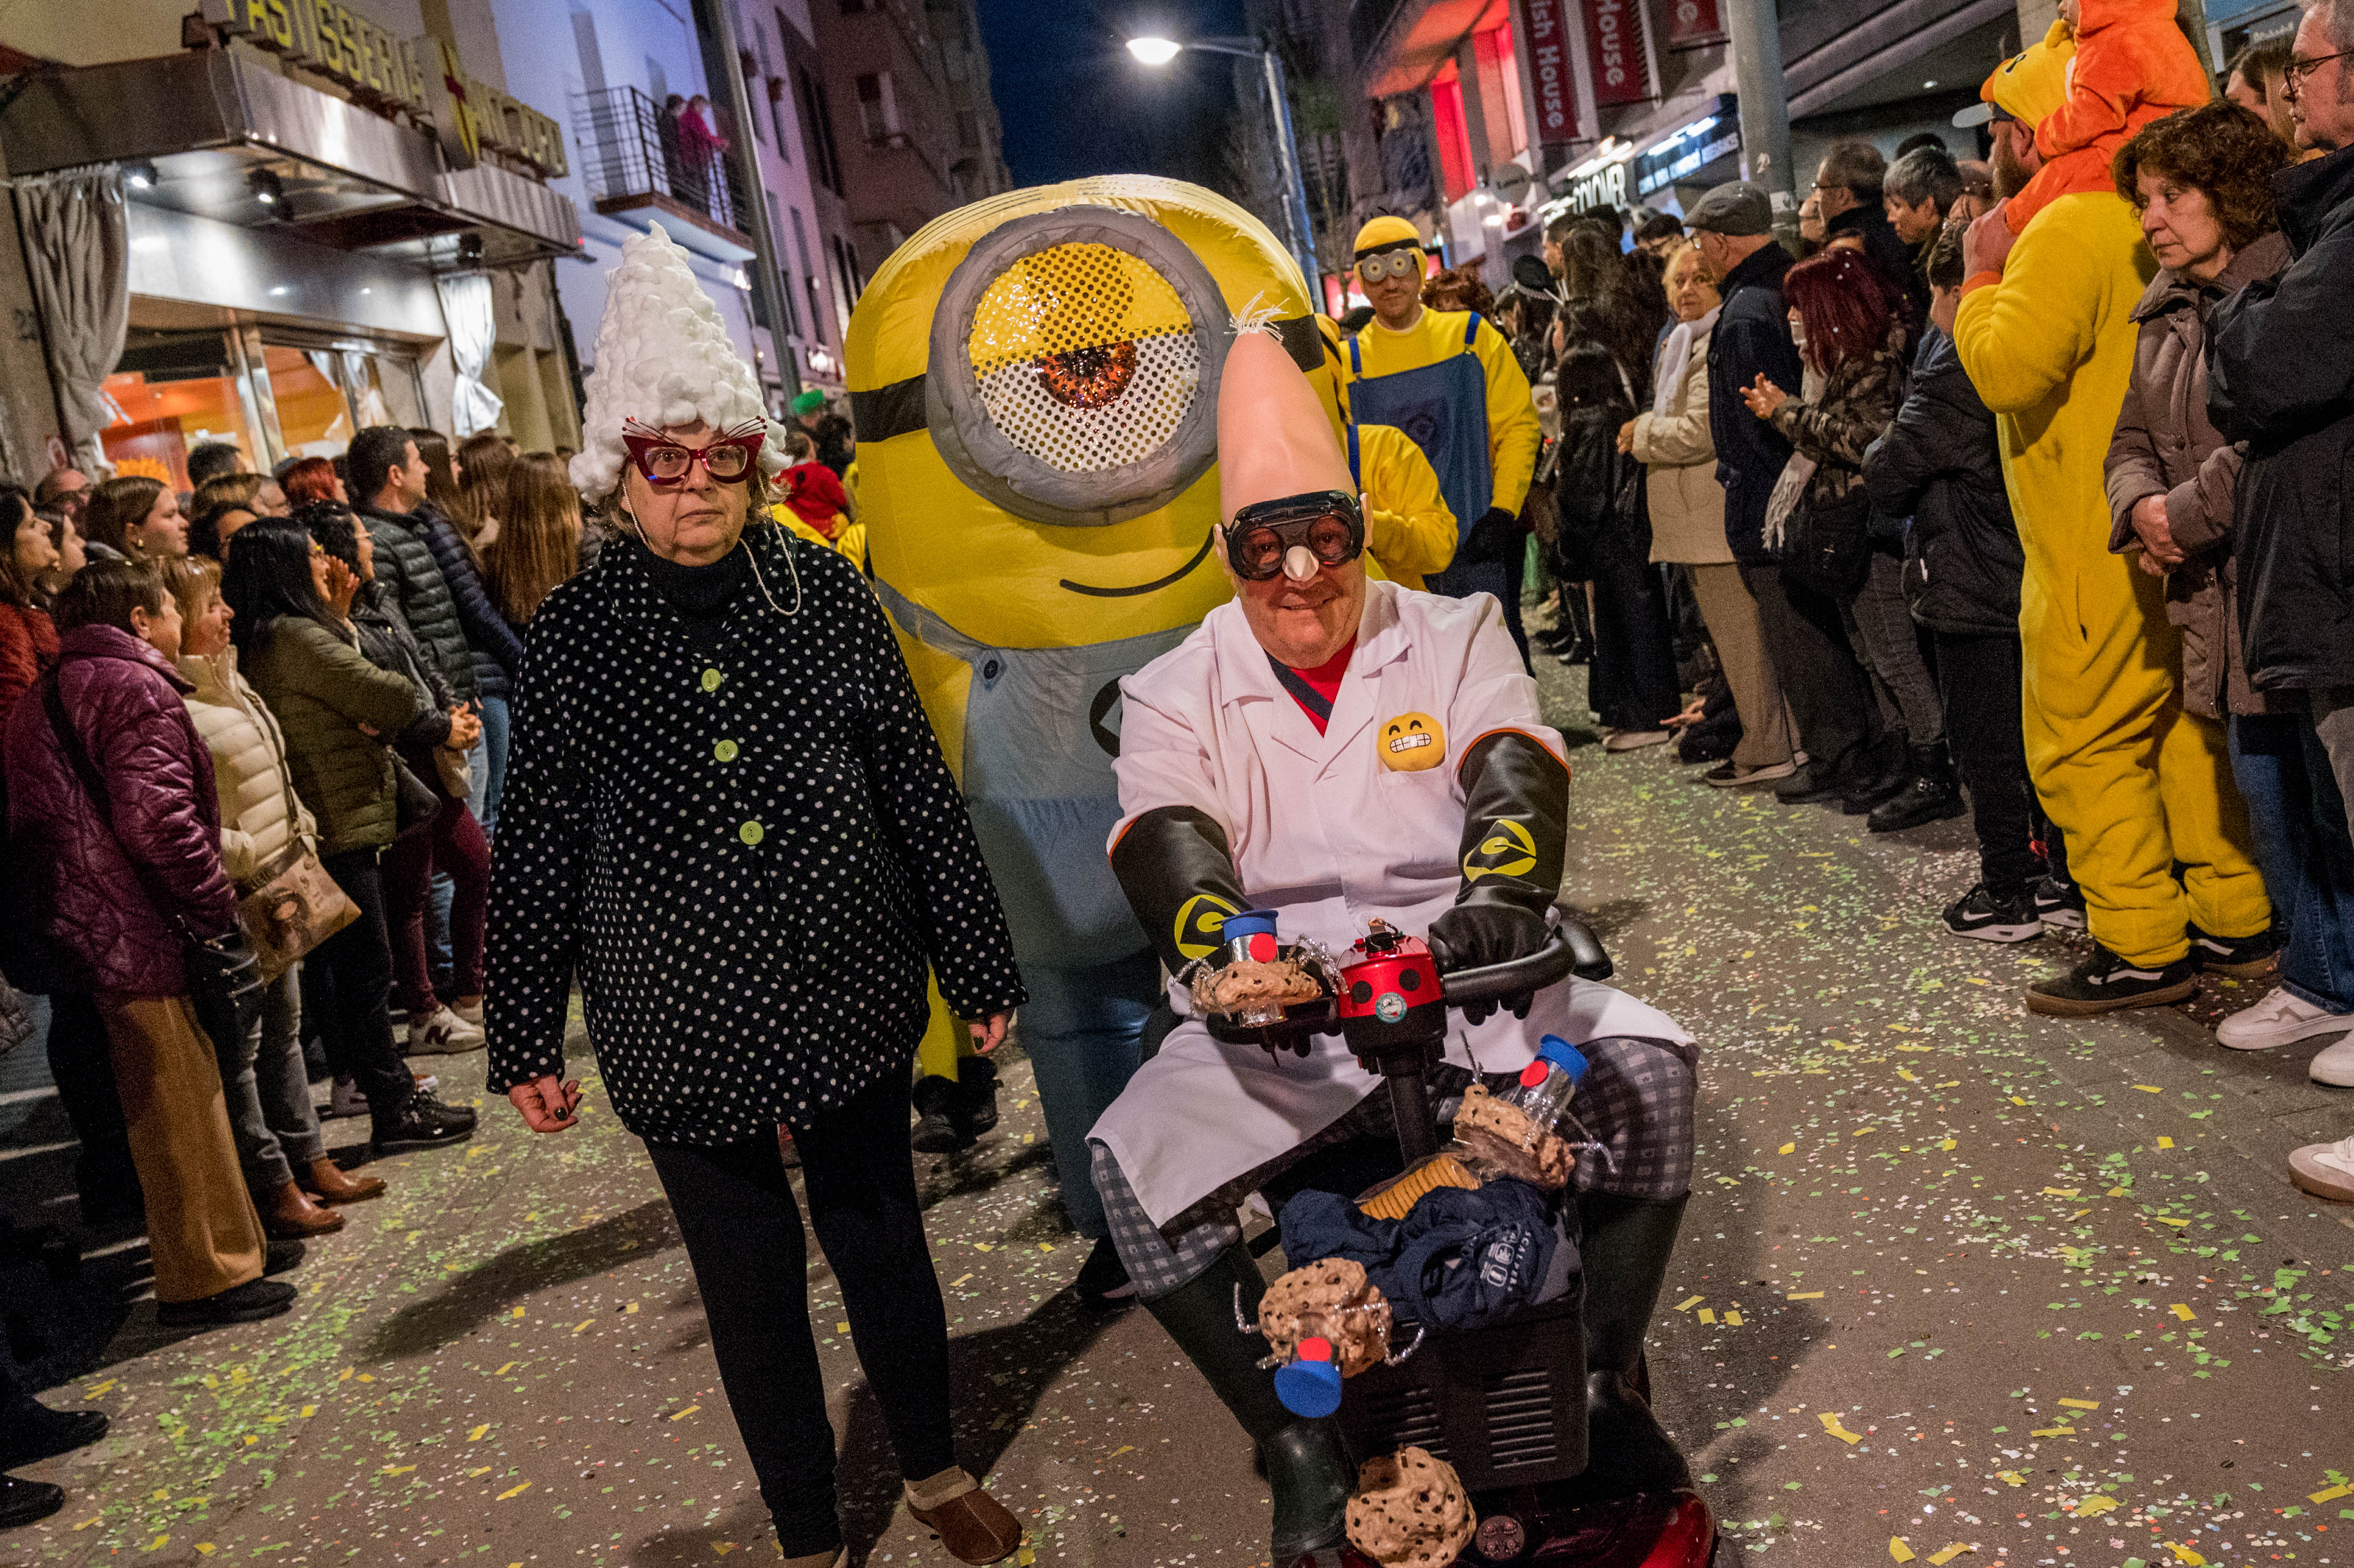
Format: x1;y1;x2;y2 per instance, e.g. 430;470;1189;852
977;0;1250;192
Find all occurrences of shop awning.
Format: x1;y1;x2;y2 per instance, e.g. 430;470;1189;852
0;49;580;267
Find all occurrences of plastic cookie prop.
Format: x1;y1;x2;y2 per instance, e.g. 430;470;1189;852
1345;1446;1476;1568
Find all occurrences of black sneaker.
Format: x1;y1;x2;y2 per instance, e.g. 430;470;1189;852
1942;884;2043;944
950;1056;1001;1141
1074;1236;1135;1309
372;1096;475;1155
0;1403;108;1469
2032;874;2086;931
910;1075;966;1153
2025;944;2199;1017
2189;922;2283;980
264;1239;305;1276
156;1277;297;1328
0;1473;63;1528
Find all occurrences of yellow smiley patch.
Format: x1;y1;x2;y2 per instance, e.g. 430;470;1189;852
1378;712;1446;773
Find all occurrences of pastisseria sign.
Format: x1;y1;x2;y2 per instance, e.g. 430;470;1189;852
200;0;568;177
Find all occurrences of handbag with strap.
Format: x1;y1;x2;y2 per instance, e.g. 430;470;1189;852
38;669;264;1028
1776;481;1873;601
229;683;360;982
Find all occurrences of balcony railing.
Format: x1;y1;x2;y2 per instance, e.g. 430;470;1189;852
571;84;749;240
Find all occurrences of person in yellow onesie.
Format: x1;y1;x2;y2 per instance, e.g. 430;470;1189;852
1338;216;1541;662
1954;28;2271;1016
1314;314;1458;589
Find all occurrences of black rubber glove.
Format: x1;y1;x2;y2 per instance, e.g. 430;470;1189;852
1110;805;1250;975
1459;506;1524;565
1431;730;1569;1025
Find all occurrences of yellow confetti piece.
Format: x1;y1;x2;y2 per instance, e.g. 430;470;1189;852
1998;1472;2024;1486
1928;1547;1976;1565
153;1488;169;1501
469;1425;490;1442
1110;1445;1134;1457
1724;1310;1744;1326
2311;1483;2354;1503
73;1515;102;1530
949;1273;974;1287
1697;1308;1717;1324
2165;1546;2206;1565
2154;1216;2190;1227
2107;1186;2131;1197
2042;1188;2079;1198
1820;1413;1863;1445
625;1302;640;1314
197;1547;216;1557
497;1481;532;1500
714;1546;737;1557
511;1306;525;1319
2030;1426;2075;1438
1853;1127;1876;1136
1940;1139;1956;1150
2157;1135;2176;1149
1778;1142;1796;1154
299;1405;316;1418
974;1243;994;1252
835;1321;851;1335
356;1373;375;1383
84;1379;115;1397
494;1362;516;1376
2070;1208;2091;1220
2056;1398;2100;1410
1022;1132;1035;1144
2134;1084;2164;1093
2171;1303;2196;1321
384;1465;415;1475
2074;1494;2118;1515
573;1319;596;1334
2010;1096;2028;1106
1787;1290;1824;1300
470;1467;492;1477
671;1406;701;1421
1674;1295;1703;1312
147;1535;169;1552
243;1434;258;1446
1018;1545;1036;1568
1890;1537;1916;1562
337;1366;354;1382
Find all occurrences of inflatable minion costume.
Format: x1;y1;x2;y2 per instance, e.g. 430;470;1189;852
846;177;1342;1292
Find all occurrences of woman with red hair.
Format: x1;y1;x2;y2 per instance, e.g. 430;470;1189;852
1741;247;1958;830
278;458;344;509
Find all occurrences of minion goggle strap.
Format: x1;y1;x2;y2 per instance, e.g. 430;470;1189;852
1354;244;1426;284
1221;490;1365;581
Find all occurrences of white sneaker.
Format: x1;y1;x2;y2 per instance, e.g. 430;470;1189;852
1603;729;1671;753
2290;1135;2354;1203
2312;1035;2354;1087
407;1005;486;1055
2215;989;2354;1051
450;998;485;1028
327;1076;369;1118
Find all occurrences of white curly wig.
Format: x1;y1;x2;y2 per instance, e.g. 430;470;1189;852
569;222;791;500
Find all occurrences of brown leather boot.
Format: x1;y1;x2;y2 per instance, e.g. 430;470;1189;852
298;1157;386;1206
904;1467;1022;1563
261;1180;346;1239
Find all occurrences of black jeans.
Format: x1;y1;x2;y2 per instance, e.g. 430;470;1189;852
311;850;414;1128
645;1074;956;1556
1934;630;2041;900
1740;559;1878;767
1589;553;1681;731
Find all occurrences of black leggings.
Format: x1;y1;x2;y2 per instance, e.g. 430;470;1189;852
311;850;416;1128
646;1074;954;1556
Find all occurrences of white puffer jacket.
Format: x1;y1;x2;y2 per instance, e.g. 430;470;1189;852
179;648;318;887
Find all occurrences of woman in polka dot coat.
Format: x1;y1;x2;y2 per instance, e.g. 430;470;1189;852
485;414;1028;1566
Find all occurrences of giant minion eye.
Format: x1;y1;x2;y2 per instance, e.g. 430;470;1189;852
926;208;1232;529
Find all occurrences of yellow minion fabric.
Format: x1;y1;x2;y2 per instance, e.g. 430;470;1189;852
1342;309;1541;518
1355;423;1456;591
1953;190;2267;965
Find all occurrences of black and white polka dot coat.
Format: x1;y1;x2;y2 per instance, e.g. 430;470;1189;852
483;524;1026;1144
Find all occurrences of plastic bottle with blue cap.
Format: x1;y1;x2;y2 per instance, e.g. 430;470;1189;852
1272;1335;1344;1417
1503;1035;1590;1132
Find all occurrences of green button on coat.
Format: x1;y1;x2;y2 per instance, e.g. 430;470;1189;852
738;820;764;845
714;739;739;762
701;668;724;691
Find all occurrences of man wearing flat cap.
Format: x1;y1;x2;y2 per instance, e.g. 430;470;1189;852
1337;215;1542;664
1688;181;1884;806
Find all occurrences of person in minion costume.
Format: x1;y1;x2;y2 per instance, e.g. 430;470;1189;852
1339;215;1544;662
1313;314;1458;592
1953;25;2269;1014
846;176;1345;1304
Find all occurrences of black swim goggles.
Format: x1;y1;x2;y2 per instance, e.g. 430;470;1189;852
1221;490;1366;582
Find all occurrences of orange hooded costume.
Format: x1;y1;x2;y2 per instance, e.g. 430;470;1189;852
2004;5;2211;234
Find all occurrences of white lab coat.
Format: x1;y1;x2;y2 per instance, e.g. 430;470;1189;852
1088;579;1690;1228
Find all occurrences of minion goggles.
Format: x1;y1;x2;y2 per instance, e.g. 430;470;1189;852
1353;247;1426;283
1221;490;1365;582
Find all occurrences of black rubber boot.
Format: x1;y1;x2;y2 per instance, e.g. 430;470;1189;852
1868;742;1965;833
1839;731;1908;815
910;1075;964;1153
1144;1244;1352;1559
1573;1190;1693;1499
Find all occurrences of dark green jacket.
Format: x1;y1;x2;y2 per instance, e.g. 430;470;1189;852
358;504;476;702
242;616;424;855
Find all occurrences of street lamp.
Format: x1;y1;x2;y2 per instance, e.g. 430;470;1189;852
1126;33;1319;284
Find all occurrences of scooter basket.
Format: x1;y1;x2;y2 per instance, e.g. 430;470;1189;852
1332;1292;1587;1491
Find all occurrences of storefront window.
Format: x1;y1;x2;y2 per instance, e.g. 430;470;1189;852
267;344;356;459
101;365;264;490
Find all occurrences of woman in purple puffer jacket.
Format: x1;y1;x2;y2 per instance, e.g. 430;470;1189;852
2;559;294;1328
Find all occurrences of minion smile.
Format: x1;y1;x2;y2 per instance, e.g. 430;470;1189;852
1057;530;1215;597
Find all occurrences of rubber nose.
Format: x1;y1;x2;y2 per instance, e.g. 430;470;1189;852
1282;544;1318;582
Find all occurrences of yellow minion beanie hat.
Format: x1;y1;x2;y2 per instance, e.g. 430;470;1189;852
1354;215;1424;257
1963;19;2074;129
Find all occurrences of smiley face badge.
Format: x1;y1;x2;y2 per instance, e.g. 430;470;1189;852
1378;712;1446;772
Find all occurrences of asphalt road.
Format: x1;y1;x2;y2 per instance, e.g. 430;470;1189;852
2;653;2350;1568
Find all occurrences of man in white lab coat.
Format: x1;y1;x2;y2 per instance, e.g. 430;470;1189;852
1084;328;1701;1562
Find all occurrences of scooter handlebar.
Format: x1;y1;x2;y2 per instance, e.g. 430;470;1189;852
1434;918;1614;1009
